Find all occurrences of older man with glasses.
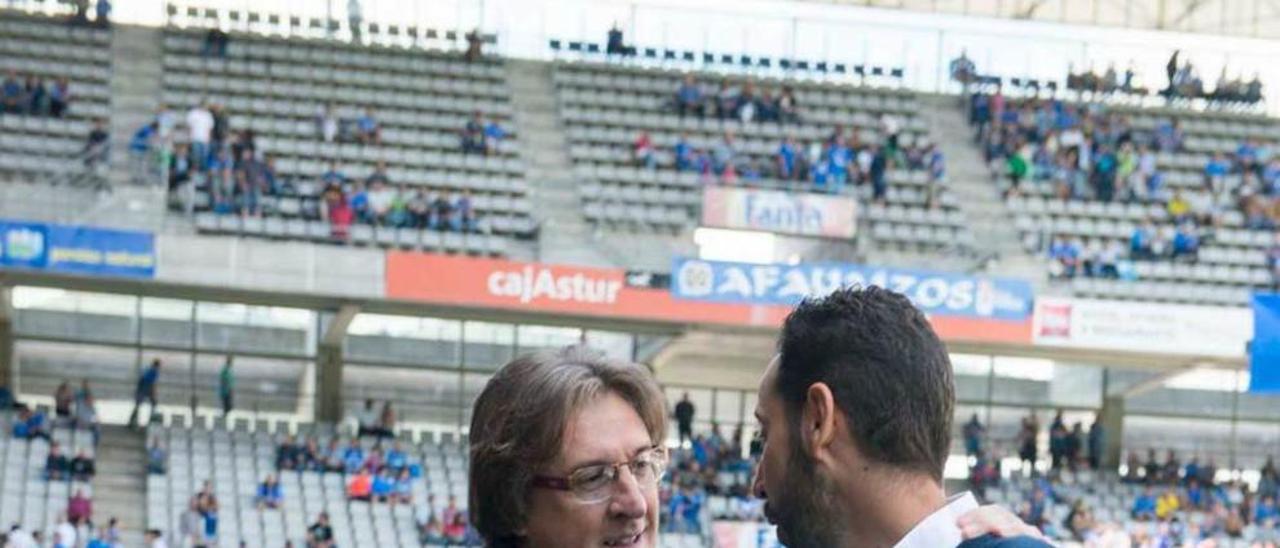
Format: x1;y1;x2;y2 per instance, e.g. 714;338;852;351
469;341;1045;547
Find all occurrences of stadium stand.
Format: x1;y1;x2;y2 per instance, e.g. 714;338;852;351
159;27;532;256
0;13;112;184
552;61;974;252
0;411;97;542
971;89;1280;305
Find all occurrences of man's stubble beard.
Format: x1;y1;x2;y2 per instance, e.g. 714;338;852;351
768;435;845;548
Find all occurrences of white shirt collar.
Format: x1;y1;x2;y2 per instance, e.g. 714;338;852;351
893;492;979;548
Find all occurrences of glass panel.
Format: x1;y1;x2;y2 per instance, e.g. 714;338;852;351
714;390;742;426
141;297;194;348
584;330;634;362
515;325;582;356
196;303;314;357
346;314;462;367
13;289;138;345
460;372;495;432
462;321;515;371
192;353;308;419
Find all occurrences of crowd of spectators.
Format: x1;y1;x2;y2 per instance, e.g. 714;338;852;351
459;111;506;156
962;410;1280;545
1;70;72;118
317;165;482;239
634;125;943;202
177;480;222;546
669;74;800;124
969;86;1280;284
1163;51;1265;107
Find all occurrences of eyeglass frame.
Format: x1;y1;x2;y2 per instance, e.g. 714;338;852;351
530;445;669;503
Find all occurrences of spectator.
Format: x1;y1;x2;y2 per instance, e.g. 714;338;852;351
257;474;283;510
53;514;76;548
394;468;414;505
385;441;408;474
148;436;167;474
443;513;467;542
372;469;395;503
1019;411;1040;472
429;190;453;231
300;437;322;472
323;183;354;240
73;379;98;442
26;76;46;115
1172;222;1200;260
777;85;799;123
14;405;51;442
320;438;345;473
1156;487;1180;520
207;147;235;213
460;112;485;154
128;121;158;184
67;489;92;527
70;449;95;482
355;107;380;145
378;401;396;438
1256;495;1278;525
218;356;234;416
186;102;214;171
1204;152;1231;197
307;512;335;548
366;180;394;225
1167;189;1192;224
674;74;702;118
83;118;110;170
179;498;202;548
441;494;460;525
674;392;695;446
1087;416;1105;470
168;142;192;192
776;135;801;181
276;434;301;471
464;28;483;62
49;77;70;118
2;70;23;113
210;103;229;151
316;103;339;143
347;468;373;501
347;0;363;44
320;161;347;188
483;116;505;156
420;514;446;545
197;482;220;545
454;190;476;232
963;413;985;457
46;442;70;481
94;0;111;27
633;131;656;169
54;381;73;419
673;133;696;172
342;439;365;473
203;28;228;58
145;529;168;548
869;145;889;203
715;79;739;120
711;130;738;176
605;23;634;56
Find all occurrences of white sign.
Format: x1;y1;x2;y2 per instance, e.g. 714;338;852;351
1032;297;1251;359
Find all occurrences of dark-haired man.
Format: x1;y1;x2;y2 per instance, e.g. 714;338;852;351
752;286;1051;548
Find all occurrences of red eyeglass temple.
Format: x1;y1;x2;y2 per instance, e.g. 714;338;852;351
530;476;572;491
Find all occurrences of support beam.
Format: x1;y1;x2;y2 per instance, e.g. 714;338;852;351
315;305;360;423
0;287;13;393
1121;364;1201;398
1100;394;1125;471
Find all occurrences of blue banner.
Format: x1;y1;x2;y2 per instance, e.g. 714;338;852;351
1249;294;1280;394
0;220;155;279
671;257;1034;321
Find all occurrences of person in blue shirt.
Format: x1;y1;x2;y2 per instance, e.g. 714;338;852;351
1132;485;1158;520
385;441;408;473
347;181;371;224
483;117;505;156
826;138;853;195
1;70;23;113
1172;223;1199;259
94;0;111;27
1204;152;1231;194
342;440;365;473
674;74;703;118
372;469;396;503
353;107;380;146
776;136;799;181
869;145;889;203
393;468;414;505
256;474;283;510
1048;236;1080;278
1254;495;1277;524
128;358;161;428
673;133;694;171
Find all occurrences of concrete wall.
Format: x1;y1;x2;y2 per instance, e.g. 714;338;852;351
156;234;384;298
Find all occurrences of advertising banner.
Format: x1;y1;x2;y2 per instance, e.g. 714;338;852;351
385;253;1034;344
701;187;857;239
670;257;1034;322
1249;294;1280;393
0;219;155;279
711;521;782;548
1032;297;1250;359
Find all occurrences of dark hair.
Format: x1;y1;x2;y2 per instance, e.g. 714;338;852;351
776;285;954;481
469;347;666;547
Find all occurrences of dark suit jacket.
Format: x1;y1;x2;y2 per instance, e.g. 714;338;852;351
957;534;1056;548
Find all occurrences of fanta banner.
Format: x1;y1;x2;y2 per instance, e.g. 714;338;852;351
701;186;857;239
671;257;1034;322
0;219;155;279
385;253;1033;343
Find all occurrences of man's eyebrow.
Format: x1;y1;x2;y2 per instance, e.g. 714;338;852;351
564;443;655;471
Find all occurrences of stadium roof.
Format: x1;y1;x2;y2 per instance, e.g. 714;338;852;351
809;0;1280;39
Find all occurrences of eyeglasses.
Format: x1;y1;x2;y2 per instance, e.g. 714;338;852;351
532;446;668;504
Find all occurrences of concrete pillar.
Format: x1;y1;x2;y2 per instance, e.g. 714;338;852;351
0;287;13;392
1100;394;1125;471
314;305;359;423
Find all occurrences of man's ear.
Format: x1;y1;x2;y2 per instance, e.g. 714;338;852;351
799;382;838;461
